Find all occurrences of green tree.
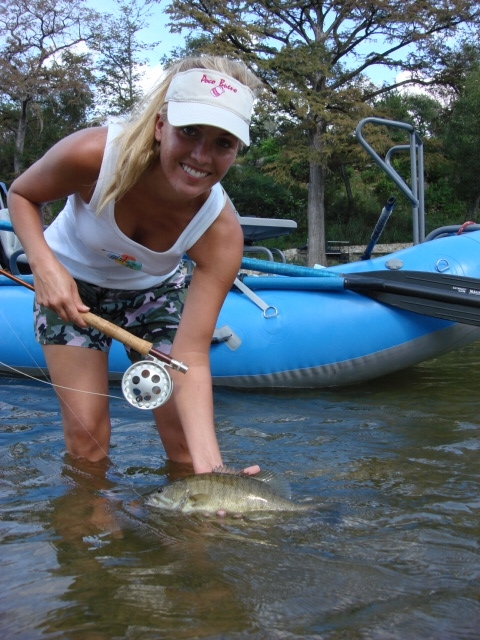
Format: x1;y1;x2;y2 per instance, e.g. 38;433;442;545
18;53;95;177
90;0;161;118
0;0;98;177
164;0;480;265
443;64;480;214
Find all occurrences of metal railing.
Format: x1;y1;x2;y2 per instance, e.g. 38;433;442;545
355;117;425;244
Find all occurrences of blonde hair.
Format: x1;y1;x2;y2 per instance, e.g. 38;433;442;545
96;56;262;213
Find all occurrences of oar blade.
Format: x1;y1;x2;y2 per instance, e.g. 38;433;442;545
346;270;480;327
350;269;480;296
363;290;480;327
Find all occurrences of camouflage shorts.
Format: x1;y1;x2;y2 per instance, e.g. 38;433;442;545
34;269;187;362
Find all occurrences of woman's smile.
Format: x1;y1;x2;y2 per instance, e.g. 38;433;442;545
181;163;210;179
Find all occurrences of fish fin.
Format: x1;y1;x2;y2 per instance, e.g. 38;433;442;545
188;493;211;507
212;465;241;476
251;470;292;499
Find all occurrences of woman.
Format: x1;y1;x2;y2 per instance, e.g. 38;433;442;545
8;56;262;474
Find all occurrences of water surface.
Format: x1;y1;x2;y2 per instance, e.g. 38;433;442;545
1;344;479;639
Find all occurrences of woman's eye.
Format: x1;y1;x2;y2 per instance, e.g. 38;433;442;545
218;138;233;149
181;126;197;136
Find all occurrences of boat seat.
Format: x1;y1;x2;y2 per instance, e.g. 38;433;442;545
238;216;297;263
0;208;30;275
224;193;297;263
239;216;297;244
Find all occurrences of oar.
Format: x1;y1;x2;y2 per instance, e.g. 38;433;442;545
360;196;396;260
240;257;480;327
0;268;188;373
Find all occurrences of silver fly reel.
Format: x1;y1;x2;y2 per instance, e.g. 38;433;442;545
122;359;173;410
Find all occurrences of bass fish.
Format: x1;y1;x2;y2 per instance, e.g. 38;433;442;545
146;469;309;515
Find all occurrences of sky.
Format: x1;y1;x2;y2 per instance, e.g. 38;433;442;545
90;0;404;92
86;0;176;91
129;4;176;90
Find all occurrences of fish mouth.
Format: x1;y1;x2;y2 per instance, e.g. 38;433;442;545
146;488;191;511
145;492;174;510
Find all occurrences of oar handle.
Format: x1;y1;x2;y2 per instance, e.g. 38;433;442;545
0;268;188;373
241;257;340;279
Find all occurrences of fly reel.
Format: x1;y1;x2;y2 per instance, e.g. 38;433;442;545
121;359;173;410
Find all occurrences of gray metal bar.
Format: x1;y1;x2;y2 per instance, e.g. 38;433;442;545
356;117;425;244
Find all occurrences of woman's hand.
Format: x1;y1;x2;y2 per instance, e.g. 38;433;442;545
241;465;261;475
32;258;90;326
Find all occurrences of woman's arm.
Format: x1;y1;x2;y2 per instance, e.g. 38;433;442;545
166;201;246;473
7;128;107;326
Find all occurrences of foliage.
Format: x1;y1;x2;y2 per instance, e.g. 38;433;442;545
0;0;164;185
0;0;479;250
90;0;160;118
163;0;480;264
0;0;98;176
222;163;308;231
442;65;480;214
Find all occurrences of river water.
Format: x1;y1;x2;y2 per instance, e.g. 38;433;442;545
1;342;479;639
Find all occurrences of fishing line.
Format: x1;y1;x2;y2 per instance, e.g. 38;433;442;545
0;357;153;504
0;360;125;401
0;298;137;467
0;278;175;514
0;306;124;401
0;304;49;376
0;314;166;502
0;358;127;460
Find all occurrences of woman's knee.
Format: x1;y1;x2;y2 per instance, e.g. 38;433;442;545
62;418;111;461
60;402;111;461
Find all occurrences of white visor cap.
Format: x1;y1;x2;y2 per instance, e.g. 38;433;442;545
165;68;255;146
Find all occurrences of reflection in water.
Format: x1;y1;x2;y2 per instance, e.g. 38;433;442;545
1;343;480;639
39;458;253;639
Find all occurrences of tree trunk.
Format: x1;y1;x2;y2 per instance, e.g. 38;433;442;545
307;160;326;266
14;100;29;176
307;125;326;266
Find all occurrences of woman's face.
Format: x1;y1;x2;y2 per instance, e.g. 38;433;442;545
155;117;240;199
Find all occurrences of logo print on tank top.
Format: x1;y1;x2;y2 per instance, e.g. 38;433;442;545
103;251;142;270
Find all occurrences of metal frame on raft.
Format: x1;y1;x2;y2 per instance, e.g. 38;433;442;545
355;117;425;245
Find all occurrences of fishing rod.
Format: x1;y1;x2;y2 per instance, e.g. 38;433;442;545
240;257;480;328
0;268;188;410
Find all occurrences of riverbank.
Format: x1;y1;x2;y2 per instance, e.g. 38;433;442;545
283;243;412;265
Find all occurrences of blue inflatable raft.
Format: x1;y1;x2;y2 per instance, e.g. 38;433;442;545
2;117;480;388
2;228;480;388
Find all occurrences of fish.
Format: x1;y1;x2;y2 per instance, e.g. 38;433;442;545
145;469;310;515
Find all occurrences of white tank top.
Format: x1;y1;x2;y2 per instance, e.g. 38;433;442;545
44;123;226;289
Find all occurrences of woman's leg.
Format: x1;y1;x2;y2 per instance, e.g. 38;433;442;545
43;344;111;461
153;397;193;466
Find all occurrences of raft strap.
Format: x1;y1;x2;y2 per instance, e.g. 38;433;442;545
233;277;278;318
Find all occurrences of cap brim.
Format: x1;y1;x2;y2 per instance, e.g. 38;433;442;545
167;101;250;146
